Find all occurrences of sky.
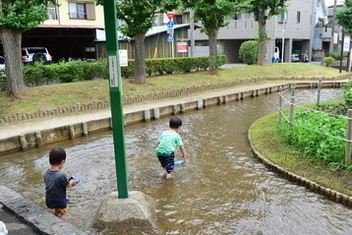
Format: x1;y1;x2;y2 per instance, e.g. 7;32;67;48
325;0;345;7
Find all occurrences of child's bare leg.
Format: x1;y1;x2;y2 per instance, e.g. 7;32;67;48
159;167;167;177
54;212;68;221
54;209;68;221
166;172;173;179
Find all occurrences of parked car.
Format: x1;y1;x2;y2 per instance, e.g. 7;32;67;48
22;47;52;64
291;54;300;62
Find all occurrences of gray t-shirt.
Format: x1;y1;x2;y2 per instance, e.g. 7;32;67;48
44;169;69;209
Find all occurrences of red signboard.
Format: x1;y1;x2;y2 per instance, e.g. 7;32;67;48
166;13;174;20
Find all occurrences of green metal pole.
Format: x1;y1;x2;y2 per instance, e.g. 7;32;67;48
103;0;129;198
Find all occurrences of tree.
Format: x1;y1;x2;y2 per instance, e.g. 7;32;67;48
0;0;56;98
114;0;177;84
335;0;352;35
182;0;239;75
245;0;287;65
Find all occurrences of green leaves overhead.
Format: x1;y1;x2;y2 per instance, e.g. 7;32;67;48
0;0;57;31
182;0;239;35
335;0;352;35
245;0;287;21
115;0;179;37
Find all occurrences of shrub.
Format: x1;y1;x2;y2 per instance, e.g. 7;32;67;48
239;40;258;65
344;81;352;109
22;55;227;86
280;109;347;170
329;50;348;60
323;57;335;67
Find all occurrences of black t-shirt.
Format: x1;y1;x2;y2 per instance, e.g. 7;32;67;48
44;169;69;209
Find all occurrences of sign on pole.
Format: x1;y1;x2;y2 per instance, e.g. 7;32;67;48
119;50;128;67
167;21;174;28
167;34;174;42
344;35;351;52
166;13;174;20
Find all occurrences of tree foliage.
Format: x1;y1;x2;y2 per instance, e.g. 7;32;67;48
0;0;57;98
0;0;54;31
244;0;287;65
181;0;241;74
335;0;352;35
105;0;178;84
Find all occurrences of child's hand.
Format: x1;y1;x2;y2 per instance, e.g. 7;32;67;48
182;156;187;162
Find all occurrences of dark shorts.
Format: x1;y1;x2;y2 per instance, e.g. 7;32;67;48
157;152;175;173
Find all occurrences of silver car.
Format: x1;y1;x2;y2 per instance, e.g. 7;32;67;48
291;54;300;62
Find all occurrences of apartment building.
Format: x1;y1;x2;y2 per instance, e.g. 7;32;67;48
190;0;329;63
22;0;105;61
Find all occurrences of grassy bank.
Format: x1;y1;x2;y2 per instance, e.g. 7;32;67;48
250;112;352;196
0;63;345;117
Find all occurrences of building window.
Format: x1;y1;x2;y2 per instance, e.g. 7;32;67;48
232;14;242;20
297;11;301;23
69;2;95;20
175;15;182;24
278;12;287;23
47;3;57;20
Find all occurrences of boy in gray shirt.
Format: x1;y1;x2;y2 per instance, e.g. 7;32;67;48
43;148;78;221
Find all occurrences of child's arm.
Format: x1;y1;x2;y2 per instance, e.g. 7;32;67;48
66;179;78;188
179;145;187;161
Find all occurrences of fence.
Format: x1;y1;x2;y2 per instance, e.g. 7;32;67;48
278;81;352;165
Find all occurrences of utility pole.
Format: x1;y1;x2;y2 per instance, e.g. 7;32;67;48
329;0;337;52
103;0;129;199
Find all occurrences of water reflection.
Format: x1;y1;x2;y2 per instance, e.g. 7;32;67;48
1;88;351;234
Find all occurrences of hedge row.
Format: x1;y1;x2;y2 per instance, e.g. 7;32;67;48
18;55;223;86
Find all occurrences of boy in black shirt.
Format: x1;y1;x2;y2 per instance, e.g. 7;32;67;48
43;148;78;221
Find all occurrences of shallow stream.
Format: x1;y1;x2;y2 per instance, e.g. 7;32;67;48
1;88;351;234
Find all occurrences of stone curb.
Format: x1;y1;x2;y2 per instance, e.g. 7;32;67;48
248;128;352;207
0;186;86;235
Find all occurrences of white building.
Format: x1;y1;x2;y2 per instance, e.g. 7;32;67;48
190;0;329;63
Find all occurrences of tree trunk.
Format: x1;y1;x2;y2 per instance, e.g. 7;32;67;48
134;32;146;84
208;28;218;75
257;10;267;65
0;29;25;97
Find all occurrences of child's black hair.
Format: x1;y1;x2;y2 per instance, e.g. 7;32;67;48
49;148;67;165
169;117;182;129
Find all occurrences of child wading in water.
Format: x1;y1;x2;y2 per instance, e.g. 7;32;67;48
156;117;187;179
43;148;79;221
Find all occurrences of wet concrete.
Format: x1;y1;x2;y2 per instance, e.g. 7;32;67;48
1;88;351;234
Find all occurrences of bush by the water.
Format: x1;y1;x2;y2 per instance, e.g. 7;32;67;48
279;109;348;170
279;82;352;171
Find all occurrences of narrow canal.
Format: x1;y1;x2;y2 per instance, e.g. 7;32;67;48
0;88;351;234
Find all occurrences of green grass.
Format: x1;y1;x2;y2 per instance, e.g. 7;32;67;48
0;63;346;117
250;111;352;196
